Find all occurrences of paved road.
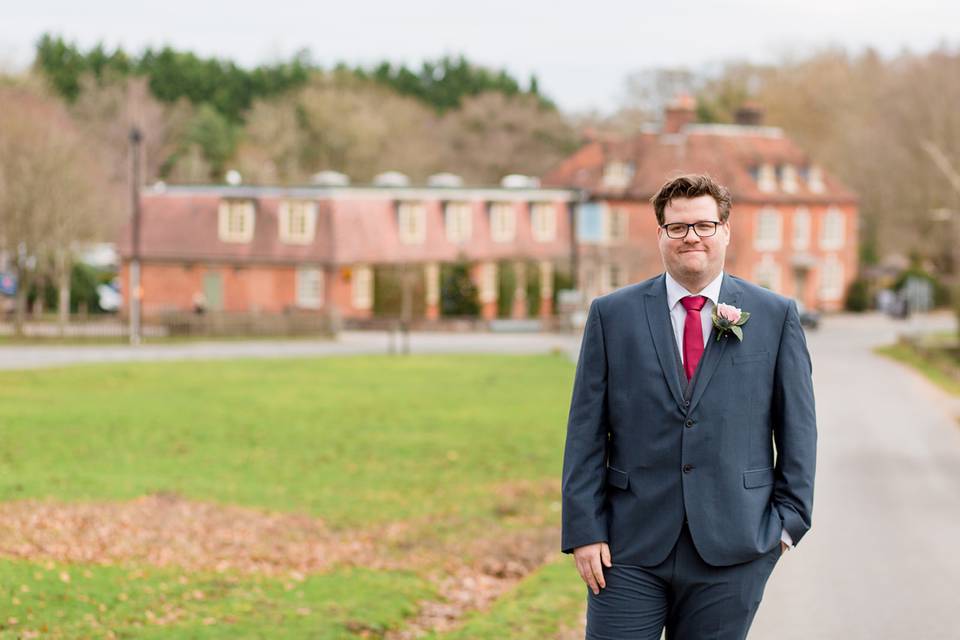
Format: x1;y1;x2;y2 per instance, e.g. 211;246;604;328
0;330;581;370
751;311;960;639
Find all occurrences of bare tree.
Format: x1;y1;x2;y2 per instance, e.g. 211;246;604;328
437;91;578;184
70;76;192;227
0;85;107;334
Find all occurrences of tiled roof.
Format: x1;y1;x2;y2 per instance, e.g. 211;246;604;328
119;186;579;264
542;125;858;204
118;193;334;263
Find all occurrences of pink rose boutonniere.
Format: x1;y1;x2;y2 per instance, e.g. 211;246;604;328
712;303;750;341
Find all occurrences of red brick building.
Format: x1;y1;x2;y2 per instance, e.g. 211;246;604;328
120;101;858;322
542;99;860;311
119;181;580;321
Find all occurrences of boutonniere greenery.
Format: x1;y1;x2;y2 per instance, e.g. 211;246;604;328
712;303;750;341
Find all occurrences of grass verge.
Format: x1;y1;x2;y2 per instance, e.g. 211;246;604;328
875;339;960;396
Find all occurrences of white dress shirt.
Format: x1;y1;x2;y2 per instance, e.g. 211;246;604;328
665;270;723;364
663;269;794;551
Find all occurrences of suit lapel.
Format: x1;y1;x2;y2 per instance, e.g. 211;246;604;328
644;274;686;412
687;273;743;415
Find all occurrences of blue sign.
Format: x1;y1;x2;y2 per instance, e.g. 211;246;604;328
0;273;16;296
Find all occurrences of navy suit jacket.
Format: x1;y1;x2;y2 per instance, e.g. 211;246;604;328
561;272;817;567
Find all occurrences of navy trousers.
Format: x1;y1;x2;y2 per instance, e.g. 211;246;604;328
585;520;782;640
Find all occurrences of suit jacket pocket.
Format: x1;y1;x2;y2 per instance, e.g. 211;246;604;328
733;351;769;364
743;467;775;489
607;465;629;490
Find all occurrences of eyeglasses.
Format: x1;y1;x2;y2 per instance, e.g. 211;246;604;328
660;220;723;239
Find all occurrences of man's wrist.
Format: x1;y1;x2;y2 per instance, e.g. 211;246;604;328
780;527;794;550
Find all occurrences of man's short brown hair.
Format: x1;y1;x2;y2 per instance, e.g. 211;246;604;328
650;174;732;225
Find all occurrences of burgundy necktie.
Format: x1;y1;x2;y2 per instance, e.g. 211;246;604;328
681;295;707;381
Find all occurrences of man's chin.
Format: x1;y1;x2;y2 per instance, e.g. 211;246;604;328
676;259;707;275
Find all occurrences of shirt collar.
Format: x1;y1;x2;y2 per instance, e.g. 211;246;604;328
665;270;724;310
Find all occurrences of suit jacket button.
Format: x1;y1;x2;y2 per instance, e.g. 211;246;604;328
685;419;694;428
682;464;694;473
684;400;690;406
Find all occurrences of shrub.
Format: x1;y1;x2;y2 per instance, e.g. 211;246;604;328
844;278;871;312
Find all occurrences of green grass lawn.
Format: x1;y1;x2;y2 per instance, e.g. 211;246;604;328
0;354;585;638
0;561;432;639
875;337;960;396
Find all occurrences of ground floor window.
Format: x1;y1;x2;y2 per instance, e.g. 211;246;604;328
296;267;324;309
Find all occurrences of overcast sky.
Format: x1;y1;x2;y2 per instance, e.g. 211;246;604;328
1;1;955;113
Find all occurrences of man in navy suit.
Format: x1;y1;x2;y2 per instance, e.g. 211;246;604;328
561;174;816;639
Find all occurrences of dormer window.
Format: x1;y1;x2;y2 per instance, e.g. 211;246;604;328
530;203;557;242
489;203;516;243
780;164;798;193
397;202;426;245
279;200;317;244
218;199;255;243
808;165;825;193
757;164;777;192
602;161;634;189
445;202;472;243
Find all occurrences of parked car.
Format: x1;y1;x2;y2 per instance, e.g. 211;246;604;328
96;283;122;312
794;299;820;330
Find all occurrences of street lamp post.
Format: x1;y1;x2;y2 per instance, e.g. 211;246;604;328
129;127;143;345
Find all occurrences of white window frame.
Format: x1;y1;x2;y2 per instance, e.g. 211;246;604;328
218;200;255;243
819;254;844;301
530;203;557;243
279;200;317;245
754;254;781;292
295;267;324;309
754;207;782;251
757;164;777;192
793;206;811;251
781;164;798;193
444;202;472;243
352;264;373;310
602;161;634;189
397;202;426;245
601;262;625;293
808;165;825;193
489;203;516;243
604;206;629;243
820;206;845;250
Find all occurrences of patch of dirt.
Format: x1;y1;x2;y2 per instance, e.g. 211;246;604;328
0;484;565;637
386;526;559;639
0;493;377;576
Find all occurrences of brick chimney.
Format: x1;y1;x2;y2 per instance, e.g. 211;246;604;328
663;94;696;134
734;102;764;126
